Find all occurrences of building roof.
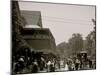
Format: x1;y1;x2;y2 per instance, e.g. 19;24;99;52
21;10;42;28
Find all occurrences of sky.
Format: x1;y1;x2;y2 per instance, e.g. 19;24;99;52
19;1;95;45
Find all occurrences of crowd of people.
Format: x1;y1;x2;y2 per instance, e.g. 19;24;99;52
12;47;96;74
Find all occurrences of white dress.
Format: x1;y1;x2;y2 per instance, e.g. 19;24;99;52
64;64;69;71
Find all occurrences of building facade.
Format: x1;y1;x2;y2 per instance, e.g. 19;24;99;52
20;10;56;51
21;28;56;51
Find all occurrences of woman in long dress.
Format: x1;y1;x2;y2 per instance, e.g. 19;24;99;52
64;63;69;71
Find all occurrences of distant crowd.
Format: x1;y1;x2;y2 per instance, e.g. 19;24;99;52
12;48;96;74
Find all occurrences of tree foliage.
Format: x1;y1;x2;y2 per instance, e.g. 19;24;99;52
85;19;96;58
57;33;83;58
68;33;83;55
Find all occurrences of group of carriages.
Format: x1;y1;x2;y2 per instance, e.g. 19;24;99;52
74;50;96;70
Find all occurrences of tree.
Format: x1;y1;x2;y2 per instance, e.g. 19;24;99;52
68;33;83;55
85;19;96;58
57;42;70;58
56;33;83;58
86;31;96;59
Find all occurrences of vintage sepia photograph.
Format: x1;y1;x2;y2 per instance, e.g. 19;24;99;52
12;0;96;74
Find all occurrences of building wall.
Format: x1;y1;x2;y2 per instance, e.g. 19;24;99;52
26;39;52;50
12;1;29;55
